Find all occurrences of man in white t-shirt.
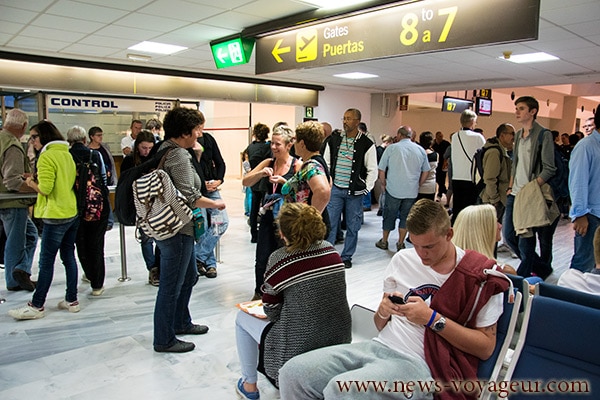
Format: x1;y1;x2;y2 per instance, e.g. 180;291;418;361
450;110;485;225
120;119;143;155
279;199;504;399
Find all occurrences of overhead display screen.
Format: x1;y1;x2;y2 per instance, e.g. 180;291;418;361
256;0;540;74
441;96;473;114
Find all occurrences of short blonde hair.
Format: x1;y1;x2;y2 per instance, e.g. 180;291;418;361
277;203;325;251
453;204;497;259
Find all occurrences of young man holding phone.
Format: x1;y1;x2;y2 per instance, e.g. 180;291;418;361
279;200;507;399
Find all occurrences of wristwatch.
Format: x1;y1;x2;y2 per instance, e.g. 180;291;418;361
431;316;447;333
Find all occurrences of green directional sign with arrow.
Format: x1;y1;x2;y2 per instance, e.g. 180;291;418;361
210;37;255;69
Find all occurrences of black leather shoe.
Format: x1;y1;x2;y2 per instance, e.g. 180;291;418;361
343;260;352;269
154;339;195;353
7;286;24;291
12;269;35;291
175;324;209;335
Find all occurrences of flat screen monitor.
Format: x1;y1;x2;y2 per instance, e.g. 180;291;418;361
476;97;493;116
441;96;473;113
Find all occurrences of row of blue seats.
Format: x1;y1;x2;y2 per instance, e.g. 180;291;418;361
350;275;600;399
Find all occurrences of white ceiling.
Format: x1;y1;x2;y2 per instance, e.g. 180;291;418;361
1;0;599;98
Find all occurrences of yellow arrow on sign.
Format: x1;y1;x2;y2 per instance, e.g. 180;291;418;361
272;39;291;63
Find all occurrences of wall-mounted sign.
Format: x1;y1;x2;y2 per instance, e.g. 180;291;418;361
305;106;314;119
479;89;492;99
47;95;175;113
256;0;539;74
399;95;409;111
210;37;255;69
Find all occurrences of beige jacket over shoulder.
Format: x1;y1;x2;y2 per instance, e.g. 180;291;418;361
513;180;560;237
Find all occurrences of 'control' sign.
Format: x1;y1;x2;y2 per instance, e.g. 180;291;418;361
256;0;539;74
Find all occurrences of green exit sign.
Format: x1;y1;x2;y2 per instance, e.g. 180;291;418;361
210;37;255;69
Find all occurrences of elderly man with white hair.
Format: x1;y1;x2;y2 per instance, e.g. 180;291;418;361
0;108;38;291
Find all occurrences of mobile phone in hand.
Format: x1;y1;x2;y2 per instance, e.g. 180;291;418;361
388;295;406;305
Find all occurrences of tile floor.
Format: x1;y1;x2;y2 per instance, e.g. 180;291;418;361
0;181;573;399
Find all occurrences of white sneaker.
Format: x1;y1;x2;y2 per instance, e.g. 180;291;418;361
9;303;45;320
58;300;80;313
91;287;104;296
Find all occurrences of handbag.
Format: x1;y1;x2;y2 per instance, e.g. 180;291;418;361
192;208;205;242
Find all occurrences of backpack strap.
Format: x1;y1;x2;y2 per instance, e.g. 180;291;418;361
456;131;473;163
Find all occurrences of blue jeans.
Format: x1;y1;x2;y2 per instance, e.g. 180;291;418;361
382;192;416;232
0;208;38;289
153;233;199;347
244;187;252;216
570;214;600;272
279;341;433;400
326;186;364;262
502;195;520;258
195;190;228;268
139;229;156;271
235;310;269;384
32;218;79;308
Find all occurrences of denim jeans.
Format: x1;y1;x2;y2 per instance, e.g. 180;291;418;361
382;192;416;232
502;195;520;258
326;186;364;262
244;187;252;216
235;310;269;384
153;232;199;348
0;208;38;289
517;215;559;278
279;341;433;400
32;218;79;308
139;229;155;271
570;214;600;272
195;190;228;268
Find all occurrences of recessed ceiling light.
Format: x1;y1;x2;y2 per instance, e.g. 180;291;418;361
128;41;187;55
127;53;152;62
334;72;378;80
500;52;559;64
298;0;369;10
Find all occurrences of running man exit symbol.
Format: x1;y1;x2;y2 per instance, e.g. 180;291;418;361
296;29;318;62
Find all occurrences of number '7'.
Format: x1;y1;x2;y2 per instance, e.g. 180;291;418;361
438;6;457;43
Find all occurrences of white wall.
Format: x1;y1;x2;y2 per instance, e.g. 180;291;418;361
315;88;372;131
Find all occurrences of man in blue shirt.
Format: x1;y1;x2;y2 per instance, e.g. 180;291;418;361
376;126;430;252
568;108;600;272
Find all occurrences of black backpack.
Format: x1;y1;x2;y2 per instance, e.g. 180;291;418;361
73;149;108;222
471;146;502;194
537;131;569;200
114;148;170;226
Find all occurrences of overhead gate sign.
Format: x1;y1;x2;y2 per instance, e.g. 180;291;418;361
256;0;539;74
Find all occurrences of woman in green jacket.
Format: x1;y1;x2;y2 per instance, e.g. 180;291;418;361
9;120;79;320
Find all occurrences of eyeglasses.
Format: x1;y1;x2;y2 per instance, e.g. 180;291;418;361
29;134;39;140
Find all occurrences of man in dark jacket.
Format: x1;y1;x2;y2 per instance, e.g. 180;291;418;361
323;108;377;268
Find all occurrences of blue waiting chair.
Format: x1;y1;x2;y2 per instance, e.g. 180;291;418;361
477;290;522;400
535;281;600;310
503;295;600;399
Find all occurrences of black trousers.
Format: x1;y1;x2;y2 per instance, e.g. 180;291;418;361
451;180;479;225
76;217;108;290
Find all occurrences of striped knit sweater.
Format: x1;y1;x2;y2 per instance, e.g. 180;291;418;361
257;240;352;387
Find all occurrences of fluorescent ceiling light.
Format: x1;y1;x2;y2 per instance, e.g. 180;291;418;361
298;0;369;10
334;72;378;80
501;52;559;64
127;53;152;62
128;41;187;55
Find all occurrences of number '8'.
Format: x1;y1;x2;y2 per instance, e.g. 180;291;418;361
400;12;419;46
